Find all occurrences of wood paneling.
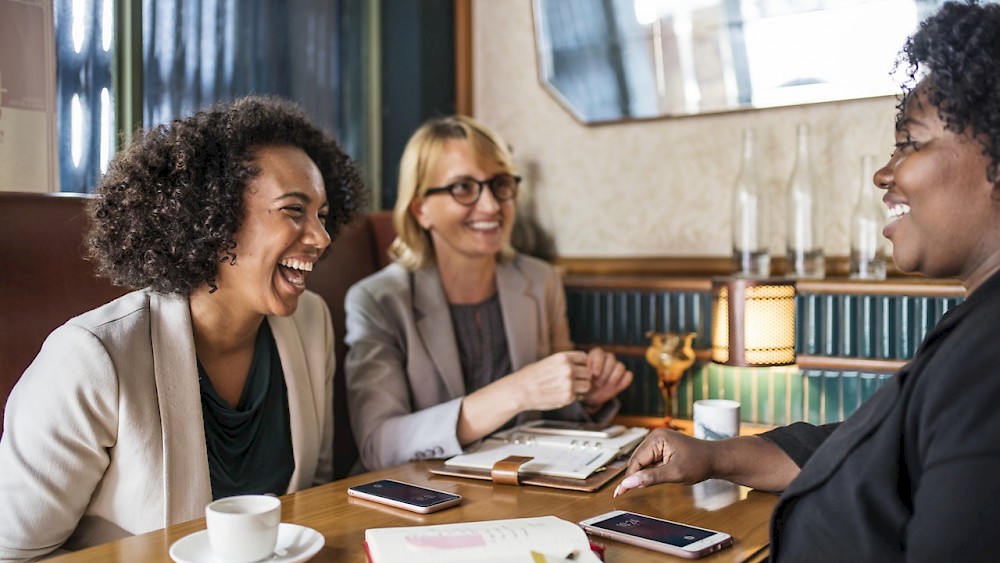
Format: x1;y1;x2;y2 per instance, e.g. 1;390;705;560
454;0;472;115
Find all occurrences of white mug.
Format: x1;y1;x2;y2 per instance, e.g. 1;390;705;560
205;494;281;563
693;399;741;441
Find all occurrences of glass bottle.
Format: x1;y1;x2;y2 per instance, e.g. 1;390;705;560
850;155;887;279
731;128;770;277
785;123;825;278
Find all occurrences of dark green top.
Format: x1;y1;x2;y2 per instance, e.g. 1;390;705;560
198;320;294;499
449;293;512;394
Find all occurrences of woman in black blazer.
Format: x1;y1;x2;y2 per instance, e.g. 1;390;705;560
617;2;1000;561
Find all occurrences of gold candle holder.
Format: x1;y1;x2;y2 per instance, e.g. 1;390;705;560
645;331;696;427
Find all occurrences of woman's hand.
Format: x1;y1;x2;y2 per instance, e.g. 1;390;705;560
459;351;592;445
509;351;593;411
614;429;715;496
581;347;633;411
614;430;800;496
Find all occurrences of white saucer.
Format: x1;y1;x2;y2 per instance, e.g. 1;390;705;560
169;523;324;563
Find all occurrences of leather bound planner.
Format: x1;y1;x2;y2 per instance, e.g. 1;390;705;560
430;426;647;492
428;458;628;493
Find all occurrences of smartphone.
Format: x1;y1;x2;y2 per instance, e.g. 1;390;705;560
518;420;627;438
347;479;462;514
579;510;733;559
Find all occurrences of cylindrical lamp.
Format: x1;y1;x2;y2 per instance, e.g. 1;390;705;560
711;278;796;367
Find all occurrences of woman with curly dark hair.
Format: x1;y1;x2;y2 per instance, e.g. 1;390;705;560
617;2;1000;560
0;96;365;559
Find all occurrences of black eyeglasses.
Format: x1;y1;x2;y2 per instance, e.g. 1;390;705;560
423;173;521;206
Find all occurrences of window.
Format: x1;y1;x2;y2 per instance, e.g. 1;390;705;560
54;0;369;193
54;0;114;193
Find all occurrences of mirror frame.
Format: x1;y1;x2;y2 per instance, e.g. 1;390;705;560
530;0;953;125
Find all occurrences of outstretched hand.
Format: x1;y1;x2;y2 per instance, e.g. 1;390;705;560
614;429;799;496
614;428;714;497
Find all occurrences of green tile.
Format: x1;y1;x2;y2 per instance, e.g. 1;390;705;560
859;372;880;404
724;366;739;402
788;368;804;423
739;368;756;423
804;370;821;424
772;367;788;425
708;363;723;399
841;371;860;417
756;368;773;425
676;367;693;418
822;371;841;423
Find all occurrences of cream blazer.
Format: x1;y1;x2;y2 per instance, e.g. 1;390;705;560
0;289;334;561
345;254;615;472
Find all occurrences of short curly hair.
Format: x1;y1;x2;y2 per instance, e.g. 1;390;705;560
88;96;367;295
896;0;1000;182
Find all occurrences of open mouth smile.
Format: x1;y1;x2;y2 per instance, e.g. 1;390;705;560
278;258;314;288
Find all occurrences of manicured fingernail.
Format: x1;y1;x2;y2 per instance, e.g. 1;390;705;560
620;475;641;489
613;484;623;497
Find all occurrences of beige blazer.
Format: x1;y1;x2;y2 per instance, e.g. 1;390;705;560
345;254;614;472
0;289;334;561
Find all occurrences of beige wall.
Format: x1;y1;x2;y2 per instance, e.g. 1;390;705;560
472;0;898;259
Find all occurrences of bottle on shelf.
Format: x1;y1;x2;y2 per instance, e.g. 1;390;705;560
850;154;887;279
731;128;770;278
785;123;825;278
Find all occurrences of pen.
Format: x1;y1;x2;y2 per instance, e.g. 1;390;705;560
529;549;579;562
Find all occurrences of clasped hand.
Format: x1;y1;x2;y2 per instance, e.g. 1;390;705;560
512;348;633;412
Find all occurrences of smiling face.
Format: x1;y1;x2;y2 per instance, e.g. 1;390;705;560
875;87;1000;288
410;138;515;268
211;144;331;318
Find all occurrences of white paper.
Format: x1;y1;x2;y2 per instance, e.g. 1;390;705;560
365;516;601;563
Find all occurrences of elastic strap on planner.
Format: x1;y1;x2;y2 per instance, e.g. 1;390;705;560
491;455;534;485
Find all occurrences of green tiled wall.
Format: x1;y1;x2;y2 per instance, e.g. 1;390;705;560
566;289;712;349
566;287;959;425
801;369;895;424
678;364;805;425
796;292;961;360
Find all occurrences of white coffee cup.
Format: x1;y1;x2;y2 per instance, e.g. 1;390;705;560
693;399;741;441
205;494;281;563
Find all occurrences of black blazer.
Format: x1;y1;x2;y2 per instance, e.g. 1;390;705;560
762;271;1000;562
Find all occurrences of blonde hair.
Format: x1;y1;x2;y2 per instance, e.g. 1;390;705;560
389;115;517;270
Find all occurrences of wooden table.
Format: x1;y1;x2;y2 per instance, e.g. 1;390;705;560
50;460;777;562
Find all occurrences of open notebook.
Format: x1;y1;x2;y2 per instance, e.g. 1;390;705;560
433;425;648;487
364;516;603;563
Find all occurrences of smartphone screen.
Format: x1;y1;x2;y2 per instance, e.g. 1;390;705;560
580;511;732;558
347;480;462;513
589;512;715;546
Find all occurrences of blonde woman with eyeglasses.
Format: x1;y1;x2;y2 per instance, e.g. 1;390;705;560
344;115;633;471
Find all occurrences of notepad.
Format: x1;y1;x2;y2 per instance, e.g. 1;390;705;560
363;516;602;563
443;426;648;480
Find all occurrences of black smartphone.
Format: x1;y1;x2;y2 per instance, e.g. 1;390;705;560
518;420;627;438
347;479;462;514
579;510;733;559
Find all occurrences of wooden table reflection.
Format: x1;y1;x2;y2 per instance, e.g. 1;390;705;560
50;460;776;562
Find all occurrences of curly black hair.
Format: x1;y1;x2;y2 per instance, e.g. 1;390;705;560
88;96;367;295
896;0;1000;182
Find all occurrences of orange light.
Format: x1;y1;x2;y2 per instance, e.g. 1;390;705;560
711;278;796;367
